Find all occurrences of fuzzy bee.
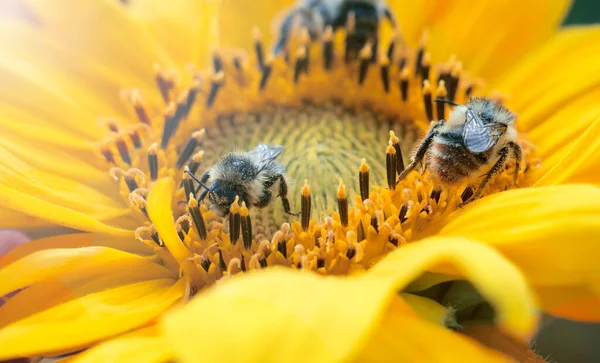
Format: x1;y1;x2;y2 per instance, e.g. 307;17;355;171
397;97;522;206
271;0;397;59
186;144;298;217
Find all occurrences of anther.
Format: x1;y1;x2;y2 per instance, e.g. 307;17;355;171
212;51;224;73
217;248;227;271
99;146;115;165
399;204;409;223
448;62;462;102
420;52;431;81
160;102;179;148
461;186;474;203
147;143;158;181
357;221;365;242
400;67;409;102
176;215;191;235
436;80;448;121
430;189;442;204
124;174;138;193
358;44;372;85
386;34;396;61
316;257;325;269
259;57;273;91
344;12;357;63
346;245;356;260
240;202;253;250
359;159;370;202
422;80;433;121
379;56;390;93
100;118;119;133
253;27;265;70
115;134;132;165
229;196;241;245
182;168;195;201
128;127;142;149
414;46;424;77
275;233;287;258
154;64;173;104
337;180;348;227
323;26;334;70
389;235;399;247
199;255;211;272
299;28;310;73
151;231;164;247
301;180;311;232
176;224;185;242
188;151;204;176
389;131;405;174
293;47;307;84
465;83;474;98
370;214;379;233
386;144;397;190
176;129;205;168
206;72;224;108
188;196;208;241
233;57;243;71
183;83;200;119
398;54;407;72
240;255;246;272
130;90;151;125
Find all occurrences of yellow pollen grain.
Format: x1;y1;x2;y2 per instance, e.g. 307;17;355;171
452;62;463;77
212;71;225;83
296;46;307;59
230;196;240;214
389;131;400;145
188;196;199;208
386;144;396;155
379;55;390;66
359;43;373;59
108;167;125;181
148;142;158;155
436;80;447;97
359;158;370;173
192;129;206;141
337;181;347;200
240;202;249;217
301;180;311;197
299;28;310;45
192;150;204;163
423;79;432;94
323;26;333;40
422;52;430;67
165;102;176;118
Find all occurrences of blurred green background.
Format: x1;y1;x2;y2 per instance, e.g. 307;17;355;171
534;4;600;363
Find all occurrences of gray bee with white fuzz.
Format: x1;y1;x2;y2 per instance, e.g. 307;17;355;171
397;97;523;206
271;0;398;58
186;144;298;217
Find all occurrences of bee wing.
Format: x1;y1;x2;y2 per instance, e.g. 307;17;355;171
251;144;284;169
463;110;501;153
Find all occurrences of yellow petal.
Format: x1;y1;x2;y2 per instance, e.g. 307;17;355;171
355;301;509;363
0;246;172;297
127;0;220;68
72;326;173;363
0;233;152;268
535;118;600;186
0;251;174;328
147;178;189;264
438;184;600;319
161;237;535;363
427;0;571;81
0;278;184;360
0;183;130;236
497;26;600;131
399;293;449;326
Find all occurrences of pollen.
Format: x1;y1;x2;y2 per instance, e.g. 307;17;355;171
96;19;541;295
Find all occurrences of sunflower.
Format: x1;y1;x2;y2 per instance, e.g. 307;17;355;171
1;0;600;361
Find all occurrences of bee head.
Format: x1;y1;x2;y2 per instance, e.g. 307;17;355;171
207;181;238;217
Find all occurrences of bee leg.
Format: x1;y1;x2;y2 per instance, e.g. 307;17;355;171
272;9;298;57
397;121;443;182
459;146;510;208
507;141;523;188
193;172;211;195
278;175;300;216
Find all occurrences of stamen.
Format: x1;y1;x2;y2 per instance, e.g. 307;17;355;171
161;102;178;148
259;57;273;91
273;231;286;258
212;51;223;73
465;83;474;98
153;64;173;104
100;118;119;133
229;196;241;245
359;159;370;202
400;67;409;102
414;43;425;76
130;90;151;125
299;28;310;73
430;189;442;204
188;196;208;241
344;12;356;63
128;127;143;149
386;34;396;61
346;245;356;260
217;248;227;271
240;255;246;272
448;62;462;102
323;26;334;71
422;80;433;121
358;44;372;85
461;186;474;202
240;202;253;249
176;129;205;168
253;27;265;70
386;144;397;190
183;83;199;120
188;151;204;178
301;180;311;232
199;255;211;272
147;143;158;181
399;203;409;223
176;215;191;235
182;168;195;201
115;134;132;165
293;47;307;84
420;52;430;82
206;72;224;108
151;231;164;247
436;80;448;121
99;145;115;164
389;131;405;174
379;56;390;93
357;221;365;242
337;180;348;227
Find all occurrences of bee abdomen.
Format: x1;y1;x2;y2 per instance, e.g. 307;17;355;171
430;134;489;184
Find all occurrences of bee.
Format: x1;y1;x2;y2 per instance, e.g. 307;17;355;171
271;0;397;59
397;97;523;206
186;144;299;217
